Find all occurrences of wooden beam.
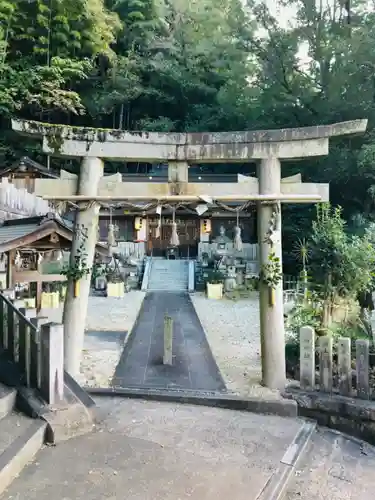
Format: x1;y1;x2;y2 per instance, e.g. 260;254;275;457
13;271;67;283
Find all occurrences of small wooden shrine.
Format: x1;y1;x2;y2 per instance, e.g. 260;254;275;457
0;212;108;309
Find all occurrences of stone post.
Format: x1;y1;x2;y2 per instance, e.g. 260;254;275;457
30;316;50;389
356;339;370;399
299;326;315;389
257;157;286;390
338;337;351;396
63;157;103;377
163;315;173;365
40;322;64;404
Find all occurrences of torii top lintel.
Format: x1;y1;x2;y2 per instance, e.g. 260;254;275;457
12;118;368;163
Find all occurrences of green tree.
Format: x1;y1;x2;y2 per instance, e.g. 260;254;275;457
308;204;375;326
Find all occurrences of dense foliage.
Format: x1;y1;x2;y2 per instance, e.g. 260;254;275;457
1;0;375;258
309;204;375;299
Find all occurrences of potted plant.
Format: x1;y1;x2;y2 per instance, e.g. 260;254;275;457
205;270;225;299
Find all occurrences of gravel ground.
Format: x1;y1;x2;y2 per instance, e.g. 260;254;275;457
41;291;146;388
191;292;283;400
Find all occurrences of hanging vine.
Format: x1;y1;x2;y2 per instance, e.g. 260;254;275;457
260;252;282;288
61;225;92;282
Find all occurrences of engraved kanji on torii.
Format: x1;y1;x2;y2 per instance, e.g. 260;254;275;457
11;118;368;391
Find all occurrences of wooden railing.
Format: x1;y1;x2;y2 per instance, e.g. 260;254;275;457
0;293;64;404
299;326;372;399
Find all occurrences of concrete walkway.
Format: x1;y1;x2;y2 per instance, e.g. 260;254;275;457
113;292;226;392
1;399;306;500
286;427;375;499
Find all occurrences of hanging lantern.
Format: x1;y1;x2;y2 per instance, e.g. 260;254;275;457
134;216;143;230
202;219;211;233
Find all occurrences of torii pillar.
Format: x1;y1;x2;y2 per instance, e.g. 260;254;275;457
62;157;104;376
257;157;286;389
11;118;368;386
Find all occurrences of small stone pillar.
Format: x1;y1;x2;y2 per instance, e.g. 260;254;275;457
40;322;64;405
30;315;50;389
163;315;173;365
257;157;286;390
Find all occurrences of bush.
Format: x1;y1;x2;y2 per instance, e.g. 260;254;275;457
309;204;375;299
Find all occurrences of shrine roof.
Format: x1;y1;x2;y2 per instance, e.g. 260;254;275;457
0;157;59;179
0;213;108;254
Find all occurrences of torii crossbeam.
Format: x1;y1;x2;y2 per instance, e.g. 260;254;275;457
11;118;367;391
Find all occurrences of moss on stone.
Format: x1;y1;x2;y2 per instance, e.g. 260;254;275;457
46;131;65;154
15;119;161;155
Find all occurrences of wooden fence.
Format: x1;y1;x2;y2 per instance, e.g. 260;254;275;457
0;293;64;404
299;325;372;399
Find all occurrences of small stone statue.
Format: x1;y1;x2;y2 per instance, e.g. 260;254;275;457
214;225;231;244
225;265;237;291
213;225;231;267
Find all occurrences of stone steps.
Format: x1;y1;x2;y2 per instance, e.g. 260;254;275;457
0;383;47;497
147;260;189;291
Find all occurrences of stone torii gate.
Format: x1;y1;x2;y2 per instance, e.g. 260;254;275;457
12;118;367;390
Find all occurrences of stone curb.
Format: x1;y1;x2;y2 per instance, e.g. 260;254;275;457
85;386;298;418
64;371;96;409
256;420;316;500
284;387;375;445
